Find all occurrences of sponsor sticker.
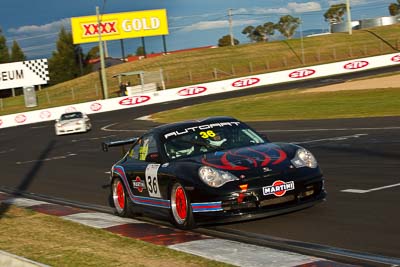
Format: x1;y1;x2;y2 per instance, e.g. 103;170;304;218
343;61;369;70
119;96;150;106
263;180;295;197
132;176;146;192
232;77;260;88
178;86;207;96
15;114;26;123
289;69;316;78
90;102;102;111
39;110;51;119
65;106;77;113
391;55;400;62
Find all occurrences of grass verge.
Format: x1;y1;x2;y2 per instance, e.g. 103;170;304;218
0;205;232;267
150;87;400;123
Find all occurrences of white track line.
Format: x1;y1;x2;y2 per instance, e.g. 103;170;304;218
341;182;400;193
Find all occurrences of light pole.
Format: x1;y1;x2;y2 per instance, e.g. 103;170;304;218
96;6;109;99
346;0;352;35
228;8;234;46
299;17;305;65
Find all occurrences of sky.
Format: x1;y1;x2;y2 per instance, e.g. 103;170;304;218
0;0;396;60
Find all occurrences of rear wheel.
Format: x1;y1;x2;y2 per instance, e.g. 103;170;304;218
170;182;196;229
111;177;136;217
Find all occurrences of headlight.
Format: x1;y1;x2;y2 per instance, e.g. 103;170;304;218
76;120;83;125
198;166;239;187
56;123;62;127
291;148;318;168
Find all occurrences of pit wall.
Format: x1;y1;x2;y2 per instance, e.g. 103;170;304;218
1;52;400;129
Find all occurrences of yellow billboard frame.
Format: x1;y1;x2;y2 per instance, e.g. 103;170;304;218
71;9;169;44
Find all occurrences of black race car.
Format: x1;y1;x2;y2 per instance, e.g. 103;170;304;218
103;116;326;229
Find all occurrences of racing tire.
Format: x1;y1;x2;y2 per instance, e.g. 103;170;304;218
111;177;136;218
170;182;196;230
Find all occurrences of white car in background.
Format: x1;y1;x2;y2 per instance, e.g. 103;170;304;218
55;111;92;136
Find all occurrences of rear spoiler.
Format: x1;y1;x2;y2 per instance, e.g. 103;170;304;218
102;137;138;152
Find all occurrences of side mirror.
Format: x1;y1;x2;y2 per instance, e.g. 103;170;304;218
145;152;162;163
55;119;60;123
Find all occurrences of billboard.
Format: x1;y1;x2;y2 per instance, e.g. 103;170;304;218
71;9;169;44
0;59;49;90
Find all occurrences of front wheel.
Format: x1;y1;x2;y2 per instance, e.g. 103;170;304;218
170;182;196;229
111;177;136;217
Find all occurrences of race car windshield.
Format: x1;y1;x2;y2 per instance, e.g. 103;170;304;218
163;122;266;160
60;112;83;120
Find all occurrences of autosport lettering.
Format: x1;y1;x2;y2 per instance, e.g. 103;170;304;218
15;114;26;123
119;96;150;105
164;121;241;139
289;69;316;78
344;61;369;69
122;17;161;32
90;102;102;111
391;55;400;62
178;86;207;96
232;78;260;88
263;180;294;197
132;176;146;193
82;21;118;36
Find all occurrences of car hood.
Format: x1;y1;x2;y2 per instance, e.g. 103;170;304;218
57;118;83;127
188;143;293;172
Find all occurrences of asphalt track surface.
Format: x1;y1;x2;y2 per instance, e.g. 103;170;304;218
1;67;400;264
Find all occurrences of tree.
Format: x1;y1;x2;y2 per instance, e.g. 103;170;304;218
275;15;300;39
85;46;99;61
135;46;145;56
389;0;400;15
0;27;10;63
10;40;26;62
48;27;85;85
324;3;347;24
242;22;275;42
218;35;239;47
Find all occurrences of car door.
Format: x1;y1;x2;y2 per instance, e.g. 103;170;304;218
123;134;169;207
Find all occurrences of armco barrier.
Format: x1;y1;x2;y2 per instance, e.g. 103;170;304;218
1;52;399;129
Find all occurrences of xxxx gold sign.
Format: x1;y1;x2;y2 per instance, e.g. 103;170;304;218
71;9;169;44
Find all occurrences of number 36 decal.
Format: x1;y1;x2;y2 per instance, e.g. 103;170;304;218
145;164;161;198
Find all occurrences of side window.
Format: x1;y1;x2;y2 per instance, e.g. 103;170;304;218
128;135;158;161
128;138;142;160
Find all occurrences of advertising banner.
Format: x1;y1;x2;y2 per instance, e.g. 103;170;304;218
0;59;49;90
71;9;169;44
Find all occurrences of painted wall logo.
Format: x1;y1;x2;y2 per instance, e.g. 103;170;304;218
178;86;207;96
65;106;77;113
82;21;118;36
90;102;102;111
343;61;369;70
119;95;150;106
263;180;295;197
15;114;27;124
39;110;51;119
132;176;146;192
232;77;260;88
391;55;400;62
289;69;316;78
